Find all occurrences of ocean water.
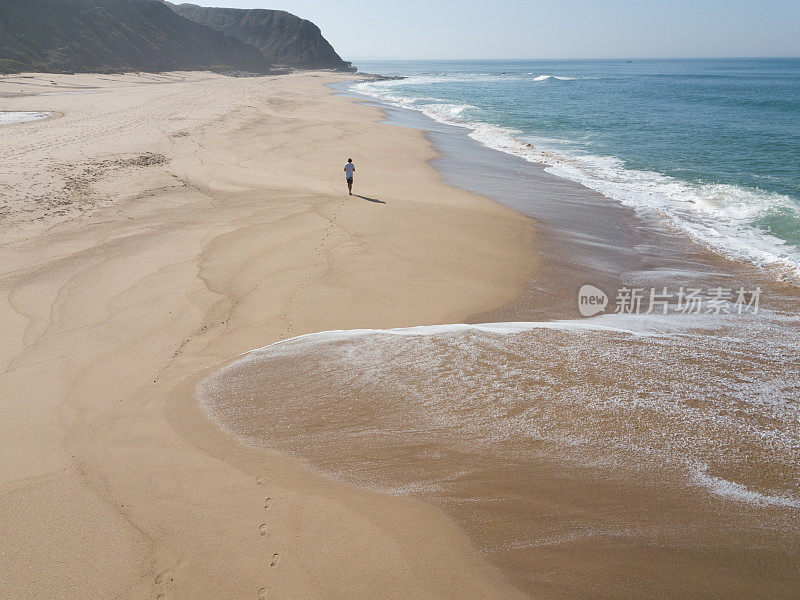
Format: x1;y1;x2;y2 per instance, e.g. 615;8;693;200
351;59;800;282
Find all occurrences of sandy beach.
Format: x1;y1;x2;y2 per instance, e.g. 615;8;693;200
2;70;798;600
0;71;538;599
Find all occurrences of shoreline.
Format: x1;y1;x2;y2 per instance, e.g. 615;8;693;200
339;80;800;320
191;77;800;598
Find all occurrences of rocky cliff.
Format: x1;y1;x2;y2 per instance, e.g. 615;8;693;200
170;3;355;71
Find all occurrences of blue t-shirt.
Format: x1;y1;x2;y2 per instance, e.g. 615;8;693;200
344;163;355;178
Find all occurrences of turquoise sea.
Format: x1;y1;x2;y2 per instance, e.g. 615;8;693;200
350;58;800;280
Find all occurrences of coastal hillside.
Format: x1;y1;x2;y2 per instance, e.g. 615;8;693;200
0;0;273;74
169;3;355;71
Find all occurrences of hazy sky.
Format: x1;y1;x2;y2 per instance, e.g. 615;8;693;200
180;1;800;60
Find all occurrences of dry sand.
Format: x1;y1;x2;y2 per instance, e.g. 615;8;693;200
0;72;538;598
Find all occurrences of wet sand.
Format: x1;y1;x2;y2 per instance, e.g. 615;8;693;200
198;315;800;599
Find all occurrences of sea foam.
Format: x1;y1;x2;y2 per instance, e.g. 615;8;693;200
691;464;800;509
531;74;578;81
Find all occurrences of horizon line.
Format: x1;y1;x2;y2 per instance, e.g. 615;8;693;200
345;55;800;62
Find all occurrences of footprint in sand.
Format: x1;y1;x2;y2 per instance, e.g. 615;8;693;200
259;523;268;537
264;497;272;510
155;570;172;585
256;476;264;486
270;553;280;568
258;588;268;599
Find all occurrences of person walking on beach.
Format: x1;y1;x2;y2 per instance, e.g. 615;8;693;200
344;158;355;195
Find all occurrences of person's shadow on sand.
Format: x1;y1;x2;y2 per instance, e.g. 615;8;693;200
354;194;386;204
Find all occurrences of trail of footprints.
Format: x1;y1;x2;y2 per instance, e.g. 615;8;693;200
151;477;278;598
153;199;344;597
257;475;279;598
280;195;347;340
267;197;346;591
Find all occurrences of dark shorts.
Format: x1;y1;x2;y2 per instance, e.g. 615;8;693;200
346;177;353;183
